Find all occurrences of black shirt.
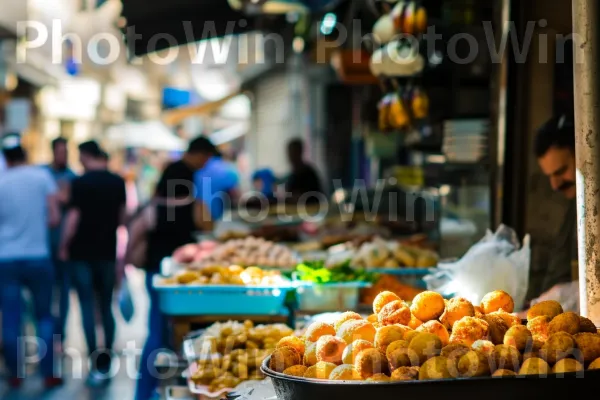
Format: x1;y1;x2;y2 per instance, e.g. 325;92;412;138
146;160;197;271
155;160;195;198
286;164;323;198
69;170;126;262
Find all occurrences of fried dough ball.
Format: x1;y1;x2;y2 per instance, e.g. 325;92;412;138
527;301;563;321
388;343;419;371
305;322;336;343
337;320;377;345
417;321;450;346
386;340;410;360
269;347;301;373
419;357;452;380
449;317;490;347
471;340;495;357
329;364;360;381
473;306;485;318
375;325;409;353
404;330;420;344
492;345;521;372
458;350;491;378
303;342;318;366
378;301;411;326
548;312;581;336
492;369;516;377
373;291;401;315
334;312;363;332
390;366;420;381
481;315;509;346
283;365;308;377
589;358;600;370
527;316;551;343
488;310;521;328
354;348;388;379
440;298;475;329
552;358;584;374
518;357;550;376
579;316;598;333
441;343;471;369
532;339;544;352
504;325;533;352
367;373;391;382
276;336;305;356
408;333;443;365
408;314;423;329
367;314;378;324
303;361;337;380
316;335;347;365
574;332;600;363
539;332;576;364
342;340;374;365
410;291;446;322
522;351;539;362
481;290;514;314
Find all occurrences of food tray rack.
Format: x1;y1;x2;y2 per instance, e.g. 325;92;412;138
153;275;294;316
261;357;600;400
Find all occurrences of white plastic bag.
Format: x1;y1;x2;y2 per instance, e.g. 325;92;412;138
424;225;531;311
118;275;135;323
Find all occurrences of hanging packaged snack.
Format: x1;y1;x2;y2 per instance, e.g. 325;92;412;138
411;87;430;120
388;91;411;130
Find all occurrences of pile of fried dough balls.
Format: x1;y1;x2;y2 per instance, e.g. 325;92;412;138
268;290;600;382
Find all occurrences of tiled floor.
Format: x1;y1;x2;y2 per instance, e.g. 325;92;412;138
0;269;150;400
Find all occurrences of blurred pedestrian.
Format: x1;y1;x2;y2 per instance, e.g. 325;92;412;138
59;141;126;386
0;134;62;388
193;137;239;222
285;138;323;199
45;137;77;348
130;136;214;400
252;168;277;200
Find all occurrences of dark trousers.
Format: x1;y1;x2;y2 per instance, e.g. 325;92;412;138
0;258;55;378
135;272;167;400
69;261;116;355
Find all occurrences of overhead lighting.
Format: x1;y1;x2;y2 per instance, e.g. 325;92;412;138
320;12;337;35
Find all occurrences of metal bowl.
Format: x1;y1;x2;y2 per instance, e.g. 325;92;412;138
261;356;600;400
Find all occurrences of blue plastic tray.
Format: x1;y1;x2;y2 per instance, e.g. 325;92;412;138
366;268;435;276
153;275;294;316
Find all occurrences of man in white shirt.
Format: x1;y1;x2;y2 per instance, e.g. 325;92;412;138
0;135;62;388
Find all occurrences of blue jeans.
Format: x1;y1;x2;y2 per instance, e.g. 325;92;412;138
50;228;70;341
0;258;55;378
135;272;167;400
53;259;70;341
69;261;116;355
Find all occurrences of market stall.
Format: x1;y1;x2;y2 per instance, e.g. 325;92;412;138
153;0;600;398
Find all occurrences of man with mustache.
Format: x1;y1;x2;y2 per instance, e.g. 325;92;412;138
534;114;578;294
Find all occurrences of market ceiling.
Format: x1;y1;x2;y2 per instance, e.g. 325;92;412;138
121;0;345;56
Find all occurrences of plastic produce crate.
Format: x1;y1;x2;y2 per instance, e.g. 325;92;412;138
153;275;294;316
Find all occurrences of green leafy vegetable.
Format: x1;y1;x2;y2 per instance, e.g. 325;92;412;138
291;260;378;284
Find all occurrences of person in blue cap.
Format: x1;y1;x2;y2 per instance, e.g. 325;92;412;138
252;168;277;201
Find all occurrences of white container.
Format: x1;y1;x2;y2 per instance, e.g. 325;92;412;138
296;283;371;312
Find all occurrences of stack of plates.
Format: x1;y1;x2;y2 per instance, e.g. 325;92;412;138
442;119;489;163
